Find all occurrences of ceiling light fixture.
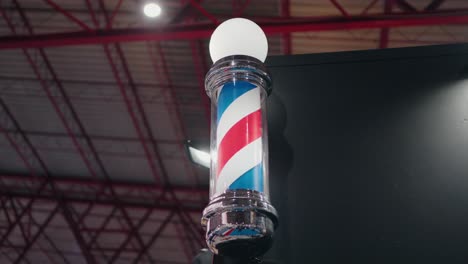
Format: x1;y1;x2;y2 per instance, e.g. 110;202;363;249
143;2;161;18
185;140;210;168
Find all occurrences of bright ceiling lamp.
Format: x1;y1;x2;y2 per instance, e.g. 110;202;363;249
143;2;161;18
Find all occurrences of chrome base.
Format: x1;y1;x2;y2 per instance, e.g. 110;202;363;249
201;190;278;257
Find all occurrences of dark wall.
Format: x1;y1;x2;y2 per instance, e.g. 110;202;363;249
265;44;468;264
197;44;468;264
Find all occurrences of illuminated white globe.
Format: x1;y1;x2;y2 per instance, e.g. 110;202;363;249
209;18;268;63
143;3;161;18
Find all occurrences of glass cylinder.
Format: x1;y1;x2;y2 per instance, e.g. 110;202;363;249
202;55;278;258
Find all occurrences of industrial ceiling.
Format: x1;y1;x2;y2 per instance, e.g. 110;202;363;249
0;0;467;263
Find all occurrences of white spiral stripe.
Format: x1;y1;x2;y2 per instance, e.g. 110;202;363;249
217;87;261;146
215;137;263;195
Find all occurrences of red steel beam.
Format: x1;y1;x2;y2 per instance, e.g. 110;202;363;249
0;198;13;227
7;10;136;235
151;45;208;247
189;0;219;24
101;44;163;186
12;199;73;264
1;10;468;49
1;188;204;212
12;4;172;261
0;139;189;160
0;86;173;106
5;1;100;182
89;1;206;251
330;0;350;18
104;40;207;256
60;203;98;264
37;234;72;264
12;205;59;264
43;0;93;32
0;75;200;92
37;242;60;264
1;5;108;262
108;0;124;29
6;206;196;229
9;0;117;235
83;206;119;262
0;109;41;178
173;215;194;262
0;174;207;196
190;40;211;122
0;240;32;264
0;177;204;213
2;85;97;264
84;0;100;27
107;208;154;263
0;98;51;247
425;0;446;11
170;1;195;23
379;0;393;49
6;200;62;264
281;0;291;55
85;206;117;250
361;0;379;15
148;42;200;188
85;3;169;260
395;0;417;13
0;247;182;264
233;0;252;17
0;198;30;262
132;211;176;264
0;137;48;249
9;199;30;245
0;106;97;262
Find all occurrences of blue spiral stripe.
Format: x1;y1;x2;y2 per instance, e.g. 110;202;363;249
217;81;256;122
228;162;263;192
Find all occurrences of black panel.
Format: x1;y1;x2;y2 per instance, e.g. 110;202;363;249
197;44;468;264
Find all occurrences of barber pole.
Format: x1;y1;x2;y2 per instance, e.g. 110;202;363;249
201;18;278;258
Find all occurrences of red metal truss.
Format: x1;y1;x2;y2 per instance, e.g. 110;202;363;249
281;0;291;55
133;211;176;264
232;0;252;17
1;8;468;49
146;42;203;260
83;0;205;258
12;204;60;264
190;40;211;123
2;1;100;181
1;3;156;262
0;92;56;252
426;0;446;11
0;198;33;264
146;41;198;186
189;0;219;24
0;174;206;210
0;1;207;263
379;0;393;49
0;104;93;263
0;195;202;263
362;0;379;15
42;0;93;32
106;208;153;263
394;0;417;13
329;0;350;18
